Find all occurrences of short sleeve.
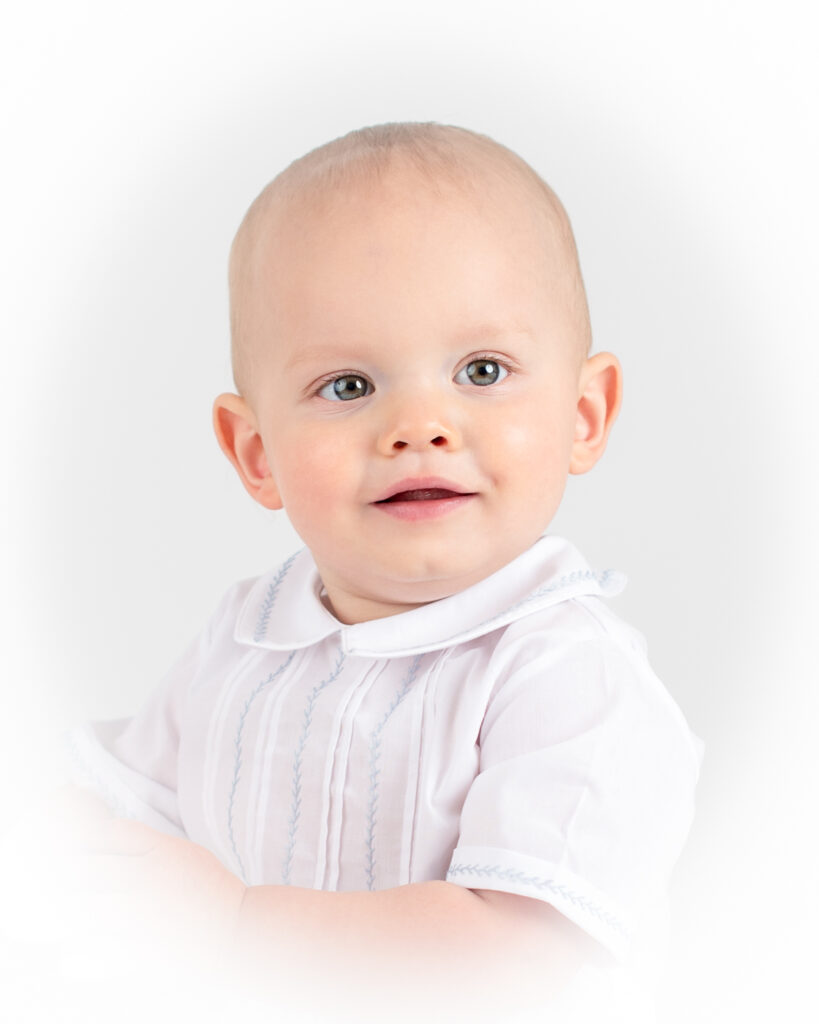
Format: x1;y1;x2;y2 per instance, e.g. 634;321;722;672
64;581;249;837
446;602;702;961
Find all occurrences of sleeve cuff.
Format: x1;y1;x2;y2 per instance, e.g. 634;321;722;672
64;724;186;838
446;845;632;961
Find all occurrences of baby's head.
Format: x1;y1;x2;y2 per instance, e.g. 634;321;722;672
214;123;621;624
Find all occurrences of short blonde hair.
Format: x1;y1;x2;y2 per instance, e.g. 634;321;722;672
229;122;591;398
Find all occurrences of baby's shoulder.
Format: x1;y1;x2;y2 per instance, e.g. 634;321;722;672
483;594;690;725
491;592;649;667
480;597;700;770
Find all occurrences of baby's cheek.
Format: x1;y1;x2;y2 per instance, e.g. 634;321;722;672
274;444;352;536
488;416;563;468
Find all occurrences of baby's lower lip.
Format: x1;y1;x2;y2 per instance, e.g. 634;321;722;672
373;489;476;521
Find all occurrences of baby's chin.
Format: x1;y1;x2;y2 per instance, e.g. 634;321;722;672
321;584;458;626
319;545;535;624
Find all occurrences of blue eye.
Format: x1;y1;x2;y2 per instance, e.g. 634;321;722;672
318;374;373;401
455;359;508;387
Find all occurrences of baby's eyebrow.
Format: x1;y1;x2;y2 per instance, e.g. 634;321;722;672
283;324;536;374
284;344;351;372
450;322;536;347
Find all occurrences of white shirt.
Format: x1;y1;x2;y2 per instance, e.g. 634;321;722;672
67;535;701;962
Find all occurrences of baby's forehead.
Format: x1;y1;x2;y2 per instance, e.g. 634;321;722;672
239;130;570;258
229;126;591;394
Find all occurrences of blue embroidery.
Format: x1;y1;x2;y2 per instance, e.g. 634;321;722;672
364;655;422;891
227;650;296;882
446;862;629;938
253;553;298;643
459;569;620;643
282;646;346;885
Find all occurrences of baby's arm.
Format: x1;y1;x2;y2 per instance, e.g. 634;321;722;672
238;877;595;1000
57;813;595;1015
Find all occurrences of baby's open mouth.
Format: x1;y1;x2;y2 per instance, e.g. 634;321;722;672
377;488;465;503
372;483;477;520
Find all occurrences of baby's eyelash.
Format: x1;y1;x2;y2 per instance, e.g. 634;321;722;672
310;370;375;403
310;371;367;392
466;352;515;370
305;354;517;400
453;353;517;389
457;352;518;377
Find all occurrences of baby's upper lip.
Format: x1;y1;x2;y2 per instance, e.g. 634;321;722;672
372;476;478;503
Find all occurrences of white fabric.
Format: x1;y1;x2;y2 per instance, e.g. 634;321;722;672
67;535;701;962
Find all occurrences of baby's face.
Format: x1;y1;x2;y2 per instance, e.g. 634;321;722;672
241;171;594;623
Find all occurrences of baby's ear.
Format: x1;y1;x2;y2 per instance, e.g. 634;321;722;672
569;353;623;475
212;393;283;510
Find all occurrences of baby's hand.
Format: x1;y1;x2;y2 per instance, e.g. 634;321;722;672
1;788;245;986
79;817;245;947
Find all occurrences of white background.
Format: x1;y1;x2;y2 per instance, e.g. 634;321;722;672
2;1;816;1019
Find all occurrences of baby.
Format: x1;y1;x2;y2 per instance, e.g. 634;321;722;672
62;123;700;1018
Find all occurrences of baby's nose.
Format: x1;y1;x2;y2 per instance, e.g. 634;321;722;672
392;433;448;451
376;396;462;454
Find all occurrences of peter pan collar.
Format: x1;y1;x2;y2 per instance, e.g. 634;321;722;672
233;535;626;659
